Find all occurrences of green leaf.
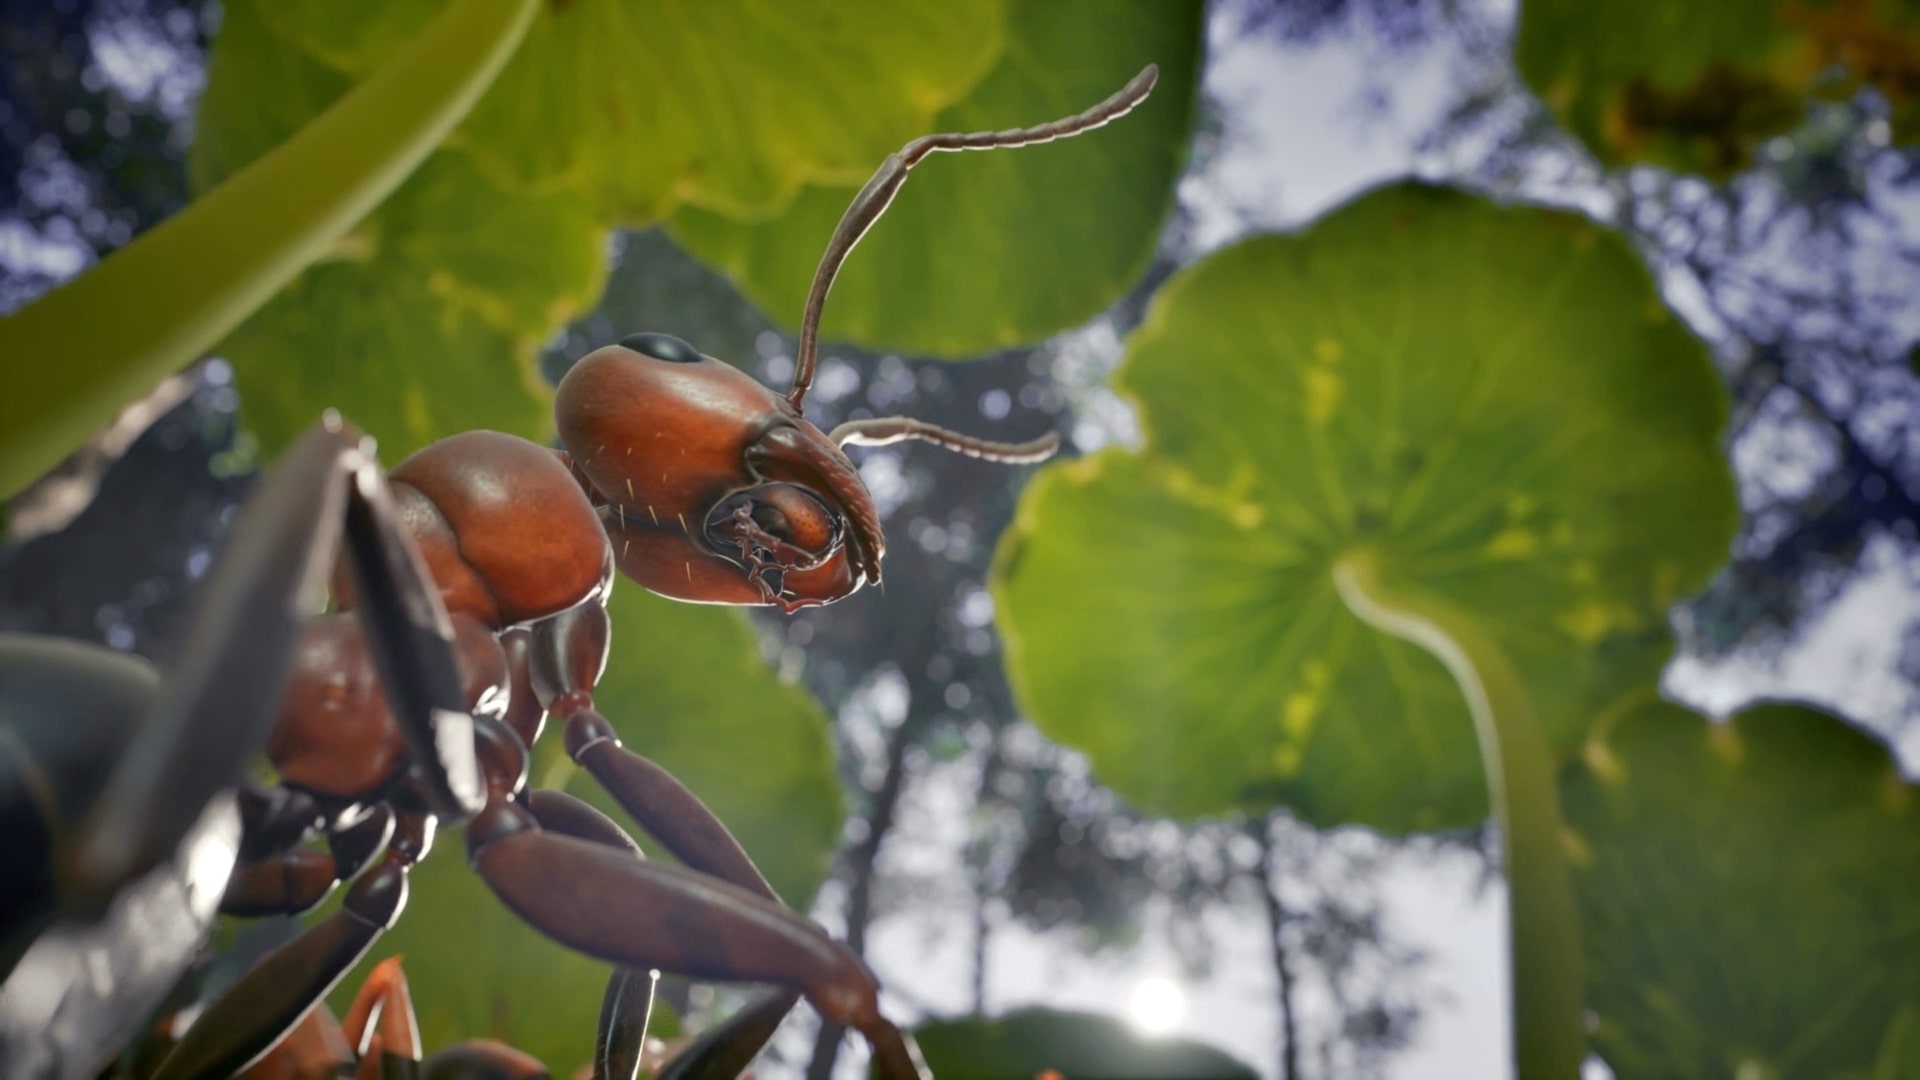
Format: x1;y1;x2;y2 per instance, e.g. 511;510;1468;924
909;1009;1258;1080
214;150;603;460
1515;0;1920;176
0;0;536;502
992;183;1737;831
338;582;840;1066
255;0;1008;222
187;0;352;193
668;0;1202;359
187;0;1008;458
1563;700;1920;1077
192;0;605;460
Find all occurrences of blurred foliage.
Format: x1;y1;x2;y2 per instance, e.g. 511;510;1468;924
187;0;599;461
1517;0;1920;176
255;0;1004;223
183;0;1195;460
911;1008;1259;1079
0;0;203;313
1563;700;1920;1077
668;0;1202;359
995;182;1737;831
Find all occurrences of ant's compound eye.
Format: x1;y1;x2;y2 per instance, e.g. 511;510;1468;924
619;332;702;364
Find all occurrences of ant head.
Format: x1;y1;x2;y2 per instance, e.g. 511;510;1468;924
556;331;882;611
554;65;1159;610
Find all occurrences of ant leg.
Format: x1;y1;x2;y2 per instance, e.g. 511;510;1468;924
221;787;331;915
220;850;338;917
340;956;421;1078
548;707;824;1077
236;784;325;862
523;607;914;1078
239;999;356;1079
465;797;934;1077
524;789;657;1080
420;1041;548;1078
73;418;479;897
531;604;777;898
223;802;395;918
654;989;800;1080
150;811;432;1079
518;789;802;1080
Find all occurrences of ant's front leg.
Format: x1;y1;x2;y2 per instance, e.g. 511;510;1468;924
503;603;921;1079
520;787;794;1080
523;789;656;1080
530;603;779;899
151;811;433;1080
469;799;920;1073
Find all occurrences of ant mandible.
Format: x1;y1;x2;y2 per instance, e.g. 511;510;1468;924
6;64;1158;1080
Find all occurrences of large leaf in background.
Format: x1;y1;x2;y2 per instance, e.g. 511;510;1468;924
1563;700;1920;1076
213;151;602;460
1516;0;1920;177
255;0;1006;222
993;183;1737;829
186;0;348;195
193;0;603;459
336;582;841;1065
911;1010;1258;1079
668;0;1202;359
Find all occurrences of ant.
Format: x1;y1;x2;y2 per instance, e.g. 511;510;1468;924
0;64;1157;1079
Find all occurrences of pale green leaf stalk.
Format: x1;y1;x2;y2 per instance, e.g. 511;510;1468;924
1334;551;1585;1080
0;0;540;501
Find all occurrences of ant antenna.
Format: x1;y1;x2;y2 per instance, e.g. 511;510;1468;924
787;64;1160;412
830;418;1060;463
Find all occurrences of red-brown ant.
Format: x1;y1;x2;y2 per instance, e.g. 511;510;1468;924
0;64;1158;1079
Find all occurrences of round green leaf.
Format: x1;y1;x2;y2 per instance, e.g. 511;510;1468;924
910;1009;1257;1080
254;0;1007;222
992;183;1737;830
187;0;352;195
214;149;603;460
1516;0;1920;176
1564;700;1920;1077
335;582;841;1066
668;0;1202;359
193;0;605;459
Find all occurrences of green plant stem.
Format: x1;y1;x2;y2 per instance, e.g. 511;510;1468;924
0;0;541;502
1333;551;1585;1079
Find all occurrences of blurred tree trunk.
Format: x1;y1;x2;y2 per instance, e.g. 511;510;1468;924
806;714;920;1080
1258;819;1301;1080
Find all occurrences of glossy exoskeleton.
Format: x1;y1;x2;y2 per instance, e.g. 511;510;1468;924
0;63;1158;1080
0;396;512;1079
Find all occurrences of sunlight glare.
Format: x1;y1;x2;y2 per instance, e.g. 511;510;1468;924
1126;974;1187;1037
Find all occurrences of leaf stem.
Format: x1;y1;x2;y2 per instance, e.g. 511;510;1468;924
0;0;541;501
1333;551;1585;1078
